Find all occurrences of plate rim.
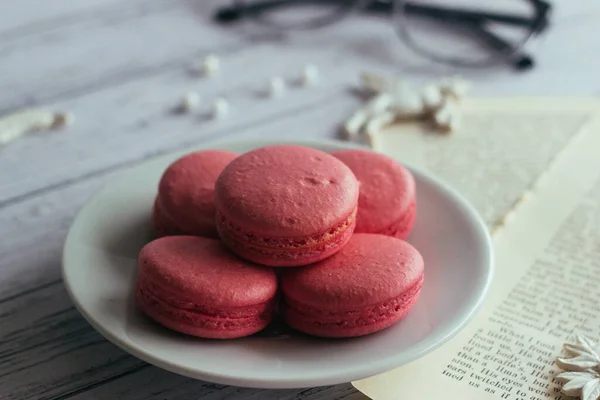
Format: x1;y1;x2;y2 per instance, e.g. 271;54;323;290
62;137;494;389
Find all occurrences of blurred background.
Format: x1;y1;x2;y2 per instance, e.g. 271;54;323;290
0;1;598;400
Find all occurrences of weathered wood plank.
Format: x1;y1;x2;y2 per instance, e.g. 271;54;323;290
0;0;149;39
0;0;241;112
0;43;362;208
0;93;359;299
1;1;600;399
0;281;144;400
0;280;366;400
0;129;363;400
65;364;368;400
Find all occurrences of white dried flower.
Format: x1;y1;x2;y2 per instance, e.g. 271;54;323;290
363;130;379;150
0;109;71;145
268;76;286;98
51;112;74;128
361;72;404;95
433;98;461;133
390;91;425;120
189;54;221;77
365;93;393;114
341;93;393;139
176;92;200;114
364;111;395;136
421;83;444;111
439;76;470;100
342;109;369;139
556;335;600;400
211;97;229;119
300;64;319;86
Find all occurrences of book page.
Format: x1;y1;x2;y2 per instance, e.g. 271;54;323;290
353;111;600;400
371;98;599;229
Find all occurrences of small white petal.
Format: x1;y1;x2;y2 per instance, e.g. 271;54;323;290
565;344;592;357
440;76;470;99
421;84;444;110
0;108;62;145
268;76;286;97
390;92;425;119
363;130;380;150
203;54;220;75
562;376;594;396
557;356;600;371
578;336;598;353
433;99;461;132
343;109;369;137
582;378;600;400
365;93;393;114
365;111;395;135
211;98;229;119
300;64;319;86
556;372;598;382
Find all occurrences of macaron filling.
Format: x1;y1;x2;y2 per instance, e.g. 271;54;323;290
215;207;357;265
137;280;274;331
376;201;416;238
137;276;273;318
282;275;423;329
151;199;182;236
216;207;356;249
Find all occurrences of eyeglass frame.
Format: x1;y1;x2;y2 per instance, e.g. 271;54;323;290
214;0;552;71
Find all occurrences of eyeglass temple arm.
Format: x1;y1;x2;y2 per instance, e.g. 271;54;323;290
460;21;535;71
215;0;296;23
368;0;550;33
214;0;551;33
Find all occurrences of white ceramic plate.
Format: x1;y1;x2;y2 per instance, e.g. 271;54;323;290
62;138;493;389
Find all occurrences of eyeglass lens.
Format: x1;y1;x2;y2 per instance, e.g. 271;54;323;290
393;0;538;66
229;0;541;67
233;0;367;30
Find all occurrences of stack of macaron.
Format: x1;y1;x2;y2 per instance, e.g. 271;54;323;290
136;145;424;339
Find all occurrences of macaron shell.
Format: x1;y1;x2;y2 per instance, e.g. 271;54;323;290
155;150;238;238
280;233;424;338
282;277;423;338
215;145;359;238
215;207;356;267
378;201;416;239
331;149;416;239
136;236;277;338
282;234;423;310
136;285;273;339
151;198;183;237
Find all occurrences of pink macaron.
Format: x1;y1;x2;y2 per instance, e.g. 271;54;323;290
332;149;416;239
214;145;359;267
152;150;238;238
136;236;278;339
280;233;424;338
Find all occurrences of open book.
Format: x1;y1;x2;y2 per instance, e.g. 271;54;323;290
353;98;600;400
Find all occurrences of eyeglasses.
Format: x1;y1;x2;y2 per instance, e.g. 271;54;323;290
214;0;552;71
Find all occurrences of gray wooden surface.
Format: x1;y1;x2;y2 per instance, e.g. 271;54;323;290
1;1;599;399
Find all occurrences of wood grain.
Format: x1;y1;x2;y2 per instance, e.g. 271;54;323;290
0;104;365;399
0;97;361;298
1;0;600;398
0;0;235;112
0;43;369;206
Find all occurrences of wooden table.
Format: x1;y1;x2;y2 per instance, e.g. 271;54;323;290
1;1;598;399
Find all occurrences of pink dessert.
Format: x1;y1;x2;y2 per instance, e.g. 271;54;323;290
332;149;416;239
152;150;238;238
214;145;359;267
136;236;278;339
280;233;424;338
